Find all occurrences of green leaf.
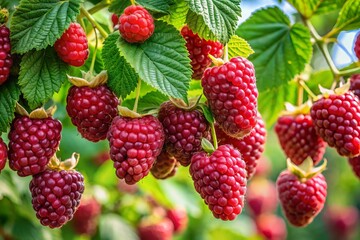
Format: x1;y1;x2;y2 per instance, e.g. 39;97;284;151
117;20;191;101
161;0;189;29
315;0;347;14
109;0;131;14
236;7;312;92
137;0;174;14
186;10;217;41
100;214;139;240
122;91;168;113
10;0;81;54
287;0;323;18
0;79;20;134
227;35;254;59
102;32;138;98
187;0;241;43
333;0;360;33
307;70;333;95
200;104;214;124
258;81;298;127
18;47;69;109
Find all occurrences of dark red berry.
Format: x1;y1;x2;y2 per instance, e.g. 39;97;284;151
190;144;247;221
72;197;101;236
8;116;62;176
138;218;173;240
151;150;178;180
275;114;326;165
119;5;154;43
348;155;360;179
310;92;360;157
181;26;223;79
255;214;287;240
158;101;210;166
246;178;277;217
216;114;266;179
354;33;360;60
350;74;360;99
66;85;119;142
30;169;85;228
202;57;258;138
166;208;188;234
276;170;327;227
0;25;13;85
107;115;165;184
0;137;7;172
54;23;89;67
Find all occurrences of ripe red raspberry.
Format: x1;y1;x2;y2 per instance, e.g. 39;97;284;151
30;169;85;228
72;197;101;236
107;115;165;184
324;205;359;240
138;218;173;240
180;26;223;80
216;114;266;179
54;23;89;67
166;208;188;234
0;137;7;172
350;74;360;99
8;116;62;176
310;92;360;157
255;214;287;240
246;178;277;217
158;101;210;166
348;155;360;179
190;144;247;221
202;57;258;138
276;169;327;227
151;150;178;180
111;13;119;27
0;25;12;85
354;32;360;60
275;114;326;165
66;85;119;142
119;5;154;43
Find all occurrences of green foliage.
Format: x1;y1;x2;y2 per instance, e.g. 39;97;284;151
236;7;312;92
136;0;174;14
18;47;69;109
122;91;168;113
115;20;191;101
287;0;323;18
332;0;360;33
161;0;189;29
0;79;20;134
99;214;138;240
10;0;80;54
108;0;131;15
227;35;254;59
187;0;241;43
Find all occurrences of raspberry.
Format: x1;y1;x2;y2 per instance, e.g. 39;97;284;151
66;85;119;142
158;101;210;166
30;169;85;228
190;144;247;221
324;205;359;240
111;13;119;27
0;137;7;172
138;218;173;240
166;208;188;234
246;178;277;217
354;32;360;60
180;26;223;79
107;115;165;184
348;155;360;179
8;116;62;176
216;114;266;179
276;170;327;227
310;92;360;157
72;197;101;236
54;23;89;67
151;150;178;180
0;25;12;85
92;151;110;166
254;156;271;177
275;114;326;165
202;57;258;138
350;74;360;99
119;5;154;43
255;214;287;240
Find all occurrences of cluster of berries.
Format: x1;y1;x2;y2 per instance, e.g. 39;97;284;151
0;9;13;85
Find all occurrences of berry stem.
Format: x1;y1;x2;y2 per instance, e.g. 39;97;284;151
299;80;317;99
133;79;142;113
130;0;136;5
89;28;99;75
80;7;108;39
88;0;112;15
210;122;218;149
297;81;304;106
224;44;229;62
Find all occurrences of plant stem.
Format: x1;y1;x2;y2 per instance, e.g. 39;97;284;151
89;28;99;74
210;122;218;149
297;81;304;106
224;44;229;62
80;7;108;39
88;0;111;15
130;0;136;5
299;80;317;99
133;79;142;112
339;67;360;76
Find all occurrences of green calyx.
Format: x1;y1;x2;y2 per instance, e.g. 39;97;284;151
287;157;327;182
0;8;9;25
201;138;215;154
